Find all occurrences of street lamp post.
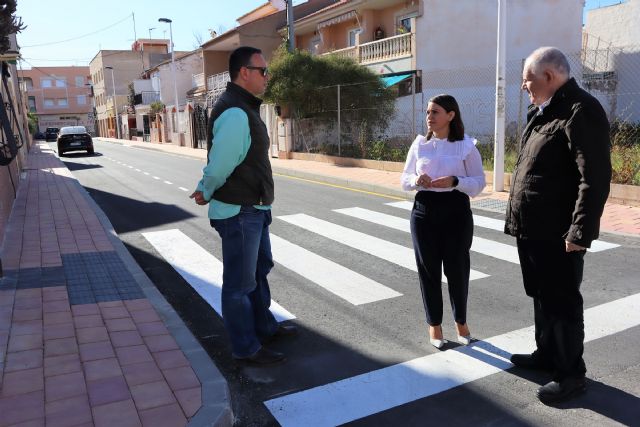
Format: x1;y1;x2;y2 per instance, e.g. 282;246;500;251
148;27;155;39
158;17;180;138
104;66;121;140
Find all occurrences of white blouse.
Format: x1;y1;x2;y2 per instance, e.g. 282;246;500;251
401;134;486;197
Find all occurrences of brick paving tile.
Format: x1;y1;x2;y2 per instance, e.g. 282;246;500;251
100;306;130;320
44;371;86;402
121;361;164;387
43;353;82;377
44;337;78;358
45;395;92;427
1;367;44;396
98;300;125;309
43;322;75;341
3;418;45;426
130;309;161;324
115;345;154;366
79;340;116;362
152;349;190;370
0;390;44;426
130;380;177;411
174;387;202;418
161;366;200;391
13;297;41;311
136;321;168;337
42;311;72;325
42;300;70;314
11;308;42;322
138;402;187;427
92;399;142;427
105;317;137;332
143;334;179;353
124;299;153;312
87;375;131;407
109;330;144;347
73;314;104;329
7;333;42;353
41;288;68;302
76;325;109;344
11;320;43;336
4;349;43;372
71;304;100;316
83;357;123;381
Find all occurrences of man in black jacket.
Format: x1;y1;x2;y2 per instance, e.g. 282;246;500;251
505;47;611;403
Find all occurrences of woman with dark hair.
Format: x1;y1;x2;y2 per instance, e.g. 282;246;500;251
401;94;486;349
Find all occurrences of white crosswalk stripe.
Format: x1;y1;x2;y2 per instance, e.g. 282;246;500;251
264;292;640;427
277;213;489;282
270;234;402;305
385;201;620;252
142;229;295;321
335;207;521;264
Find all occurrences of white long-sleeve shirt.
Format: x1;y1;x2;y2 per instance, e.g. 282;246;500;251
401;134;486;197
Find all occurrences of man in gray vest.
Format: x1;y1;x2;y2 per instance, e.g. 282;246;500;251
191;46;297;365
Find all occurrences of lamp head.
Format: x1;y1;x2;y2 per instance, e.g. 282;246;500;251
158;18;172;23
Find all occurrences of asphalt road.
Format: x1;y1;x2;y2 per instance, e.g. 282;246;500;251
58;139;640;427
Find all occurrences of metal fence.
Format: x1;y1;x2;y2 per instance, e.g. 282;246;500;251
291;44;640;163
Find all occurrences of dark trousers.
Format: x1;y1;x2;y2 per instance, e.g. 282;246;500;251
410;190;473;326
516;237;587;380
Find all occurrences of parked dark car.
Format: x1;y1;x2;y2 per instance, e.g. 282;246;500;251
57;126;94;156
45;127;59;141
34;131;45;140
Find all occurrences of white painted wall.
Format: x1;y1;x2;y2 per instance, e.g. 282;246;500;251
585;0;640;47
156;51;204;110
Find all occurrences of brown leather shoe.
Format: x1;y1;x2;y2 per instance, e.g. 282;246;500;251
262;325;299;344
234;347;285;365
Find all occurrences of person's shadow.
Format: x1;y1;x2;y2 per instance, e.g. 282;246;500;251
453;340;640;425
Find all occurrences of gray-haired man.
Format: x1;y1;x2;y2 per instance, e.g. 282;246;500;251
505;47;611;403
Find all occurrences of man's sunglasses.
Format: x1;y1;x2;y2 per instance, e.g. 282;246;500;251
245;66;269;77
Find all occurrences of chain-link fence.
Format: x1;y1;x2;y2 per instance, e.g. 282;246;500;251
289;44;640;183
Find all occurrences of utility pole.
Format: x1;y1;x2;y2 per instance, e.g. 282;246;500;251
493;0;506;192
286;0;295;52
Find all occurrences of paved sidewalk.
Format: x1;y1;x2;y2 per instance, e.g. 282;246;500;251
102;137;640;237
0;142;232;427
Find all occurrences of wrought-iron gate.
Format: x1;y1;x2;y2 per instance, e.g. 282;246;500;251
193;105;208;149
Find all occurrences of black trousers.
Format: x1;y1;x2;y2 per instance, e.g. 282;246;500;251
410;190;473;326
516;237;587;381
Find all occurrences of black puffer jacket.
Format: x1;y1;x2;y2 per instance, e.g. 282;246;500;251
504;78;611;247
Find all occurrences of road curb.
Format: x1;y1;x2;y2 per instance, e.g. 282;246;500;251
66;158;234;426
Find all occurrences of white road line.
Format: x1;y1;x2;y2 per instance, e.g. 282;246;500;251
142;229;295;322
265;292;640;427
135;168;141;172
153;176;160;180
143;172;150;175
385;201;619;253
128;165;134;169
164;181;173;185
270;234;402;305
336;207;520;264
277;214;488;282
178;187;189;192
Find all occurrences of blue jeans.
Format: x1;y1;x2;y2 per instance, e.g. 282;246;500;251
210;206;278;357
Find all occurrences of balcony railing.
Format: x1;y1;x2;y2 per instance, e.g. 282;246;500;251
322;32;413;65
134;91;161;106
192;72;205;88
207;71;230;92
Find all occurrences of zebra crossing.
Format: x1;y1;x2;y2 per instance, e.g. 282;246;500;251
142;201;623;425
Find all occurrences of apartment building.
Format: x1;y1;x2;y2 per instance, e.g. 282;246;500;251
20;66;94;133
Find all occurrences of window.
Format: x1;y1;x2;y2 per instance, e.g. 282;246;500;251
57;98;68;107
398;74;422;97
28;96;36;112
75;76;84;87
55;79;66;88
44;98;55;107
77;95;87;105
23;78;33;89
42;79;52;88
309;36;321;55
396;12;418;34
348;28;362;47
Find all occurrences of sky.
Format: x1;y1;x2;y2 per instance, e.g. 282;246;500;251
14;0;626;69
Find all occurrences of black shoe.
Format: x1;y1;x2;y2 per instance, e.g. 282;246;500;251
510;352;553;371
537;377;586;404
234;347;286;365
261;325;299;344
